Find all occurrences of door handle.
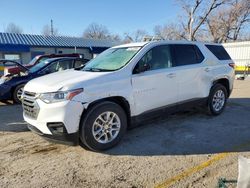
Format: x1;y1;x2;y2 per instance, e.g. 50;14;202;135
166;73;176;78
204;68;211;72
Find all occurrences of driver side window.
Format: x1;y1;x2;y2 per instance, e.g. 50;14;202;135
133;45;173;74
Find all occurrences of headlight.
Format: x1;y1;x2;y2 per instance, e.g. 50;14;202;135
38;88;83;104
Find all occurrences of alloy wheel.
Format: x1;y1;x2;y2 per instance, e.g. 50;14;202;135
92;111;121;144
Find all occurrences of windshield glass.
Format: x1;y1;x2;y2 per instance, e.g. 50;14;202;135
27;56;49;66
29;59;50;73
83;47;141;71
27;56;39;66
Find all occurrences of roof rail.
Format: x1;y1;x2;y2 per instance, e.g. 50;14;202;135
142;35;163;42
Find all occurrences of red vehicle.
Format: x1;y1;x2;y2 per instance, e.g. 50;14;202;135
4;53;84;75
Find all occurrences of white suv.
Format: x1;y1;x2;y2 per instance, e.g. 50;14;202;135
22;41;235;151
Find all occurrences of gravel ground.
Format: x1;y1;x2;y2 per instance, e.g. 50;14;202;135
0;79;250;188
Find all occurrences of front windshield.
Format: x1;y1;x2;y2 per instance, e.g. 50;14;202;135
27;56;39;66
27;56;49;66
83;47;141;72
29;59;49;73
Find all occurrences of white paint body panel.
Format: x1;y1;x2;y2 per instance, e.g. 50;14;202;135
23;41;235;135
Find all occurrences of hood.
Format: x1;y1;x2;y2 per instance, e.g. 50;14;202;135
24;69;110;93
0;59;29;72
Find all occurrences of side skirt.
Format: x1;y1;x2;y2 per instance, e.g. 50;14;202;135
130;98;208;128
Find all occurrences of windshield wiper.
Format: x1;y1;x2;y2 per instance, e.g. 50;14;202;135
83;68;112;72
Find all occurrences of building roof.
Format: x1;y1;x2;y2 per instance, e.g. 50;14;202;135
222;41;250;47
0;32;117;48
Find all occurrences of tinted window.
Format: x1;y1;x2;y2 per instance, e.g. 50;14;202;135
133;45;172;73
172;44;204;67
205;45;231;60
194;45;205;63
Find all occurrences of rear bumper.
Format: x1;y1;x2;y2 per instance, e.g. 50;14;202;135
0;83;12;100
27;124;79;146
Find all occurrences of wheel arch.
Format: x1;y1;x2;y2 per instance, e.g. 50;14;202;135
11;82;27;99
212;78;230;98
83;96;131;128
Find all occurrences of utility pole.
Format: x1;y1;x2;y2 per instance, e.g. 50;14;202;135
51;19;54;36
189;8;194;41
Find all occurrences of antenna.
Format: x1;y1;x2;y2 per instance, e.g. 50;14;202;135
51;19;54;36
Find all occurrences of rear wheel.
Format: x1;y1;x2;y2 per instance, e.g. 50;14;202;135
207;84;228;115
80;101;127;151
13;84;25;104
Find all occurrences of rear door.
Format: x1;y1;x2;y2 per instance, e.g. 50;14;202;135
171;44;206;102
131;45;179;115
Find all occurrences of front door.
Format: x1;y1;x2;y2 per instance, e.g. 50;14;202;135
131;45;179;116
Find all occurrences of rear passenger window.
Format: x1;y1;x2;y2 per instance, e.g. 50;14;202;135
205;45;231;60
172;44;204;66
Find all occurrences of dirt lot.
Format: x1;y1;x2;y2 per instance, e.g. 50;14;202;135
0;79;250;188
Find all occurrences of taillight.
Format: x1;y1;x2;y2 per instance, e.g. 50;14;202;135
228;63;235;69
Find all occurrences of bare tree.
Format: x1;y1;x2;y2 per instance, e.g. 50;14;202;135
177;0;228;41
83;23;110;40
109;34;122;42
83;23;121;41
5;23;23;34
42;24;59;36
154;24;186;40
124;29;148;43
207;0;250;42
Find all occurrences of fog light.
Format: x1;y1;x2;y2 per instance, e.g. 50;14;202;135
47;122;67;134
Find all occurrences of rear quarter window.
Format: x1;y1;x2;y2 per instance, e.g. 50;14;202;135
205;45;231;60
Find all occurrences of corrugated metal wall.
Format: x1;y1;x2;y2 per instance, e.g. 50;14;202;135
223;41;250;69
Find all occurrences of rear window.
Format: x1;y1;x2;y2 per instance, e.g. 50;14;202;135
205;45;231;60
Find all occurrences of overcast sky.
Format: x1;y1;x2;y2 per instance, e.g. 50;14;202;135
0;0;181;36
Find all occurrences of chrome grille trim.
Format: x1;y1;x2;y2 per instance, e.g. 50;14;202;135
22;91;40;119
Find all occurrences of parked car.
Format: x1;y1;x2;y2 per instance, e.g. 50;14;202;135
0;57;88;103
22;41;235;151
4;53;84;75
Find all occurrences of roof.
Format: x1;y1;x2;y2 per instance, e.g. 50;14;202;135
45;57;79;62
0;32;118;48
113;40;221;49
114;42;148;48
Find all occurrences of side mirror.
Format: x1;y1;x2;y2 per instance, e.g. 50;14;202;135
140;63;150;73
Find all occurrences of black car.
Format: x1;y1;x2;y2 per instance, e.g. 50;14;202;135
0;57;89;103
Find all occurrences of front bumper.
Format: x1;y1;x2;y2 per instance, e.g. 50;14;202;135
23;99;85;145
27;124;79;145
0;83;12;100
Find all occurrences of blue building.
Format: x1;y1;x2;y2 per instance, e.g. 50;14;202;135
0;32;117;64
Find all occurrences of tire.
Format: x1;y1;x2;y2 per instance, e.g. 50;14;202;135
207;83;228;116
80;101;127;151
13;84;25;104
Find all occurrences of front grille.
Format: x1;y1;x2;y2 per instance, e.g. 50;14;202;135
22;91;40;119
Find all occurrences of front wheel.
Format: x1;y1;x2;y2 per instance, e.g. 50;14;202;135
207;84;228;116
80;101;127;151
13;84;25;104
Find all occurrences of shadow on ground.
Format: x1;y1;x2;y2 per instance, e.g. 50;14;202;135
1;98;250;156
105;98;250;156
0;104;29;132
